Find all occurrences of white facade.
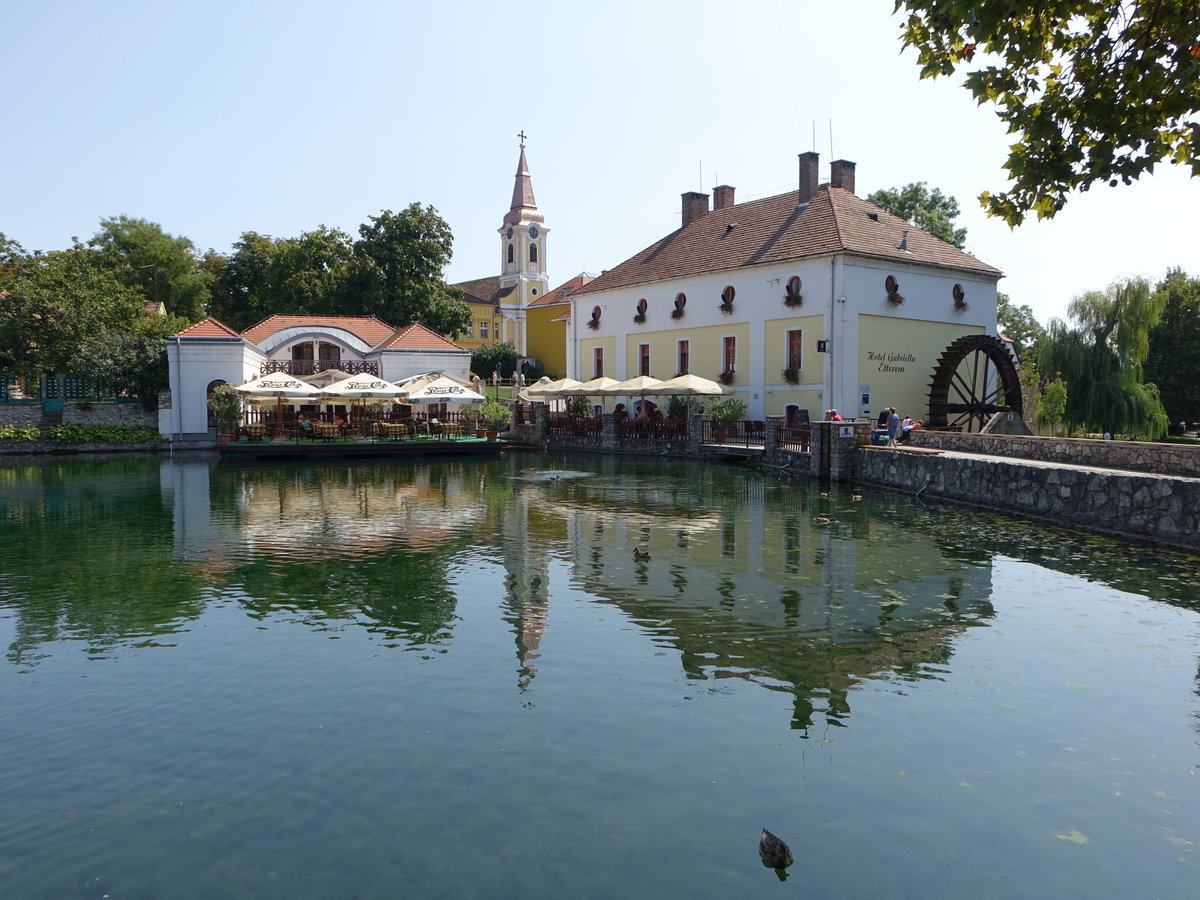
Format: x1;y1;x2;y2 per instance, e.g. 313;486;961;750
160;323;472;441
572;256;998;422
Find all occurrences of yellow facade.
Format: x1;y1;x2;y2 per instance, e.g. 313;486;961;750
526;305;568;377
857;315;984;422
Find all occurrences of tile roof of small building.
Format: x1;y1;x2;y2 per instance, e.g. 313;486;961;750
529;272;596;308
576;185;1001;296
240;315;400;348
453;276;517;306
375;322;467;351
173;317;242;338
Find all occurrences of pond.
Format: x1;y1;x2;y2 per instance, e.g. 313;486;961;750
1;453;1198;898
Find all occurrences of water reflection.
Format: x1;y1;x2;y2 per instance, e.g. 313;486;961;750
2;454;1198;739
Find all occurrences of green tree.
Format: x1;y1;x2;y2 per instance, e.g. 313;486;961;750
89;216;211;321
205;227;354;330
896;1;1200;225
78;312;190;406
0;249;146;373
1039;277;1168;439
997;293;1047;357
471;342;518;379
867;182;967;248
349;205;469;336
1037;375;1068;436
1145;268;1200;424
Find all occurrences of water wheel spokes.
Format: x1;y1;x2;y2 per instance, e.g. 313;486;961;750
927;335;1022;432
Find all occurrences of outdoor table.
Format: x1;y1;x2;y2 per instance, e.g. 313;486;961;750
313;422;340;440
441;423;462;439
376;422;408;440
242;424;267;442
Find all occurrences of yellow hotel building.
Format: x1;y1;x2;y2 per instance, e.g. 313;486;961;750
569;154;1003;424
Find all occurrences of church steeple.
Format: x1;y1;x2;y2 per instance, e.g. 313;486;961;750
497;134;551;357
504;137;544;226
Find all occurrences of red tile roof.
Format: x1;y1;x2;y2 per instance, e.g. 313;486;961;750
173;317;241;338
240;315;399;347
530;273;595;308
453;276;516;306
576;185;1001;296
375;322;467;351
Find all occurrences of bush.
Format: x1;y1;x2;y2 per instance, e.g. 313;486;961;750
48;424;161;444
0;424;41;441
480;400;512;430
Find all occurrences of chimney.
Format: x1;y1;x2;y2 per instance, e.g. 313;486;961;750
713;184;736;210
830;159;856;193
797;151;819;205
681;191;710;227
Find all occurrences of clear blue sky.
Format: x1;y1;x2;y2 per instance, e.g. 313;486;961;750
6;0;1198;325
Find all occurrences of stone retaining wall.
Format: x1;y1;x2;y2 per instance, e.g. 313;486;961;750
908;430;1200;478
0;440;163;455
855;447;1200;551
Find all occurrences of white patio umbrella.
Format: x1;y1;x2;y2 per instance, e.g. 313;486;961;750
402;375;488;404
525;377;583;398
317;372;406;401
517;376;554;402
560;376;621;396
235;373;321;429
653;373;729;396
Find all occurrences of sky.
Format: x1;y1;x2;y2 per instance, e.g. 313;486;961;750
6;0;1199;327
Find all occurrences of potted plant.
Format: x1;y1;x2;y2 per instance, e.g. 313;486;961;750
206;384;242;443
783;293;803;309
480;399;511;440
717;370;736;386
633;311;647;324
781;367;800;385
707;396;747;443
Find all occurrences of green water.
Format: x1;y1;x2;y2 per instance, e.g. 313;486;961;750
1;453;1197;899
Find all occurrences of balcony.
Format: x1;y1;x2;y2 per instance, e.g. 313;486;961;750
261;360;379;376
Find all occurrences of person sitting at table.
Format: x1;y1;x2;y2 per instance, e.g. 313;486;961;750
298;414;312;434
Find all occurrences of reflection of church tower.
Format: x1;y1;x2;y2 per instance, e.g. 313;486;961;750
497;136;550;357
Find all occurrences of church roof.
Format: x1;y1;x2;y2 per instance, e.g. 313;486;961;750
453;275;517;306
576;185;1001;296
502;144;544;227
529;272;596;308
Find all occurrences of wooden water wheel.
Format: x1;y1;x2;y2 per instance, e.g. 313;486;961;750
926;334;1022;432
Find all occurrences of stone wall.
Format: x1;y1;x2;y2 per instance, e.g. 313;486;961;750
855;446;1200;551
63;403;157;427
908;430;1200;478
0;405;40;426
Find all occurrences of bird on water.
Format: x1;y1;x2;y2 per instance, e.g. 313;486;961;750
633;547;651;560
759;827;794;869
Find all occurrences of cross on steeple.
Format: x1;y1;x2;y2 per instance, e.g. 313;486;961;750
517;130;527;146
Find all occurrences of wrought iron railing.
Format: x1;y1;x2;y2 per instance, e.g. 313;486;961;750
615;418;687;440
778;424;812;452
547;415;602;438
260;360;380;376
1;373;142;403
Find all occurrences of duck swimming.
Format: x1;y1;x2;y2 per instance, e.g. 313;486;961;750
759;827;794;869
633;547;651;560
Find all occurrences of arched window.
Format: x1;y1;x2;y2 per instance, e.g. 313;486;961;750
722;285;735;303
637;298;648;315
529;243;538;263
507;243;514;264
671;292;686;319
786;276;802;297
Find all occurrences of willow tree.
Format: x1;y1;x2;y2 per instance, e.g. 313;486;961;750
1039;277;1167;439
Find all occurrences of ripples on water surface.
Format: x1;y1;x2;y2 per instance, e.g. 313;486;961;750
1;453;1198;898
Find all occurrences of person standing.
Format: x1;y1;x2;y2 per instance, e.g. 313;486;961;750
886;407;900;447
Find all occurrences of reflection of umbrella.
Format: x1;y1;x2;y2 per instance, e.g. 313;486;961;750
525;377;582;398
402;376;487;404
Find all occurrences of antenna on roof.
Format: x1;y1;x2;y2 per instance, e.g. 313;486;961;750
811;120;816;152
829;119;834;162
